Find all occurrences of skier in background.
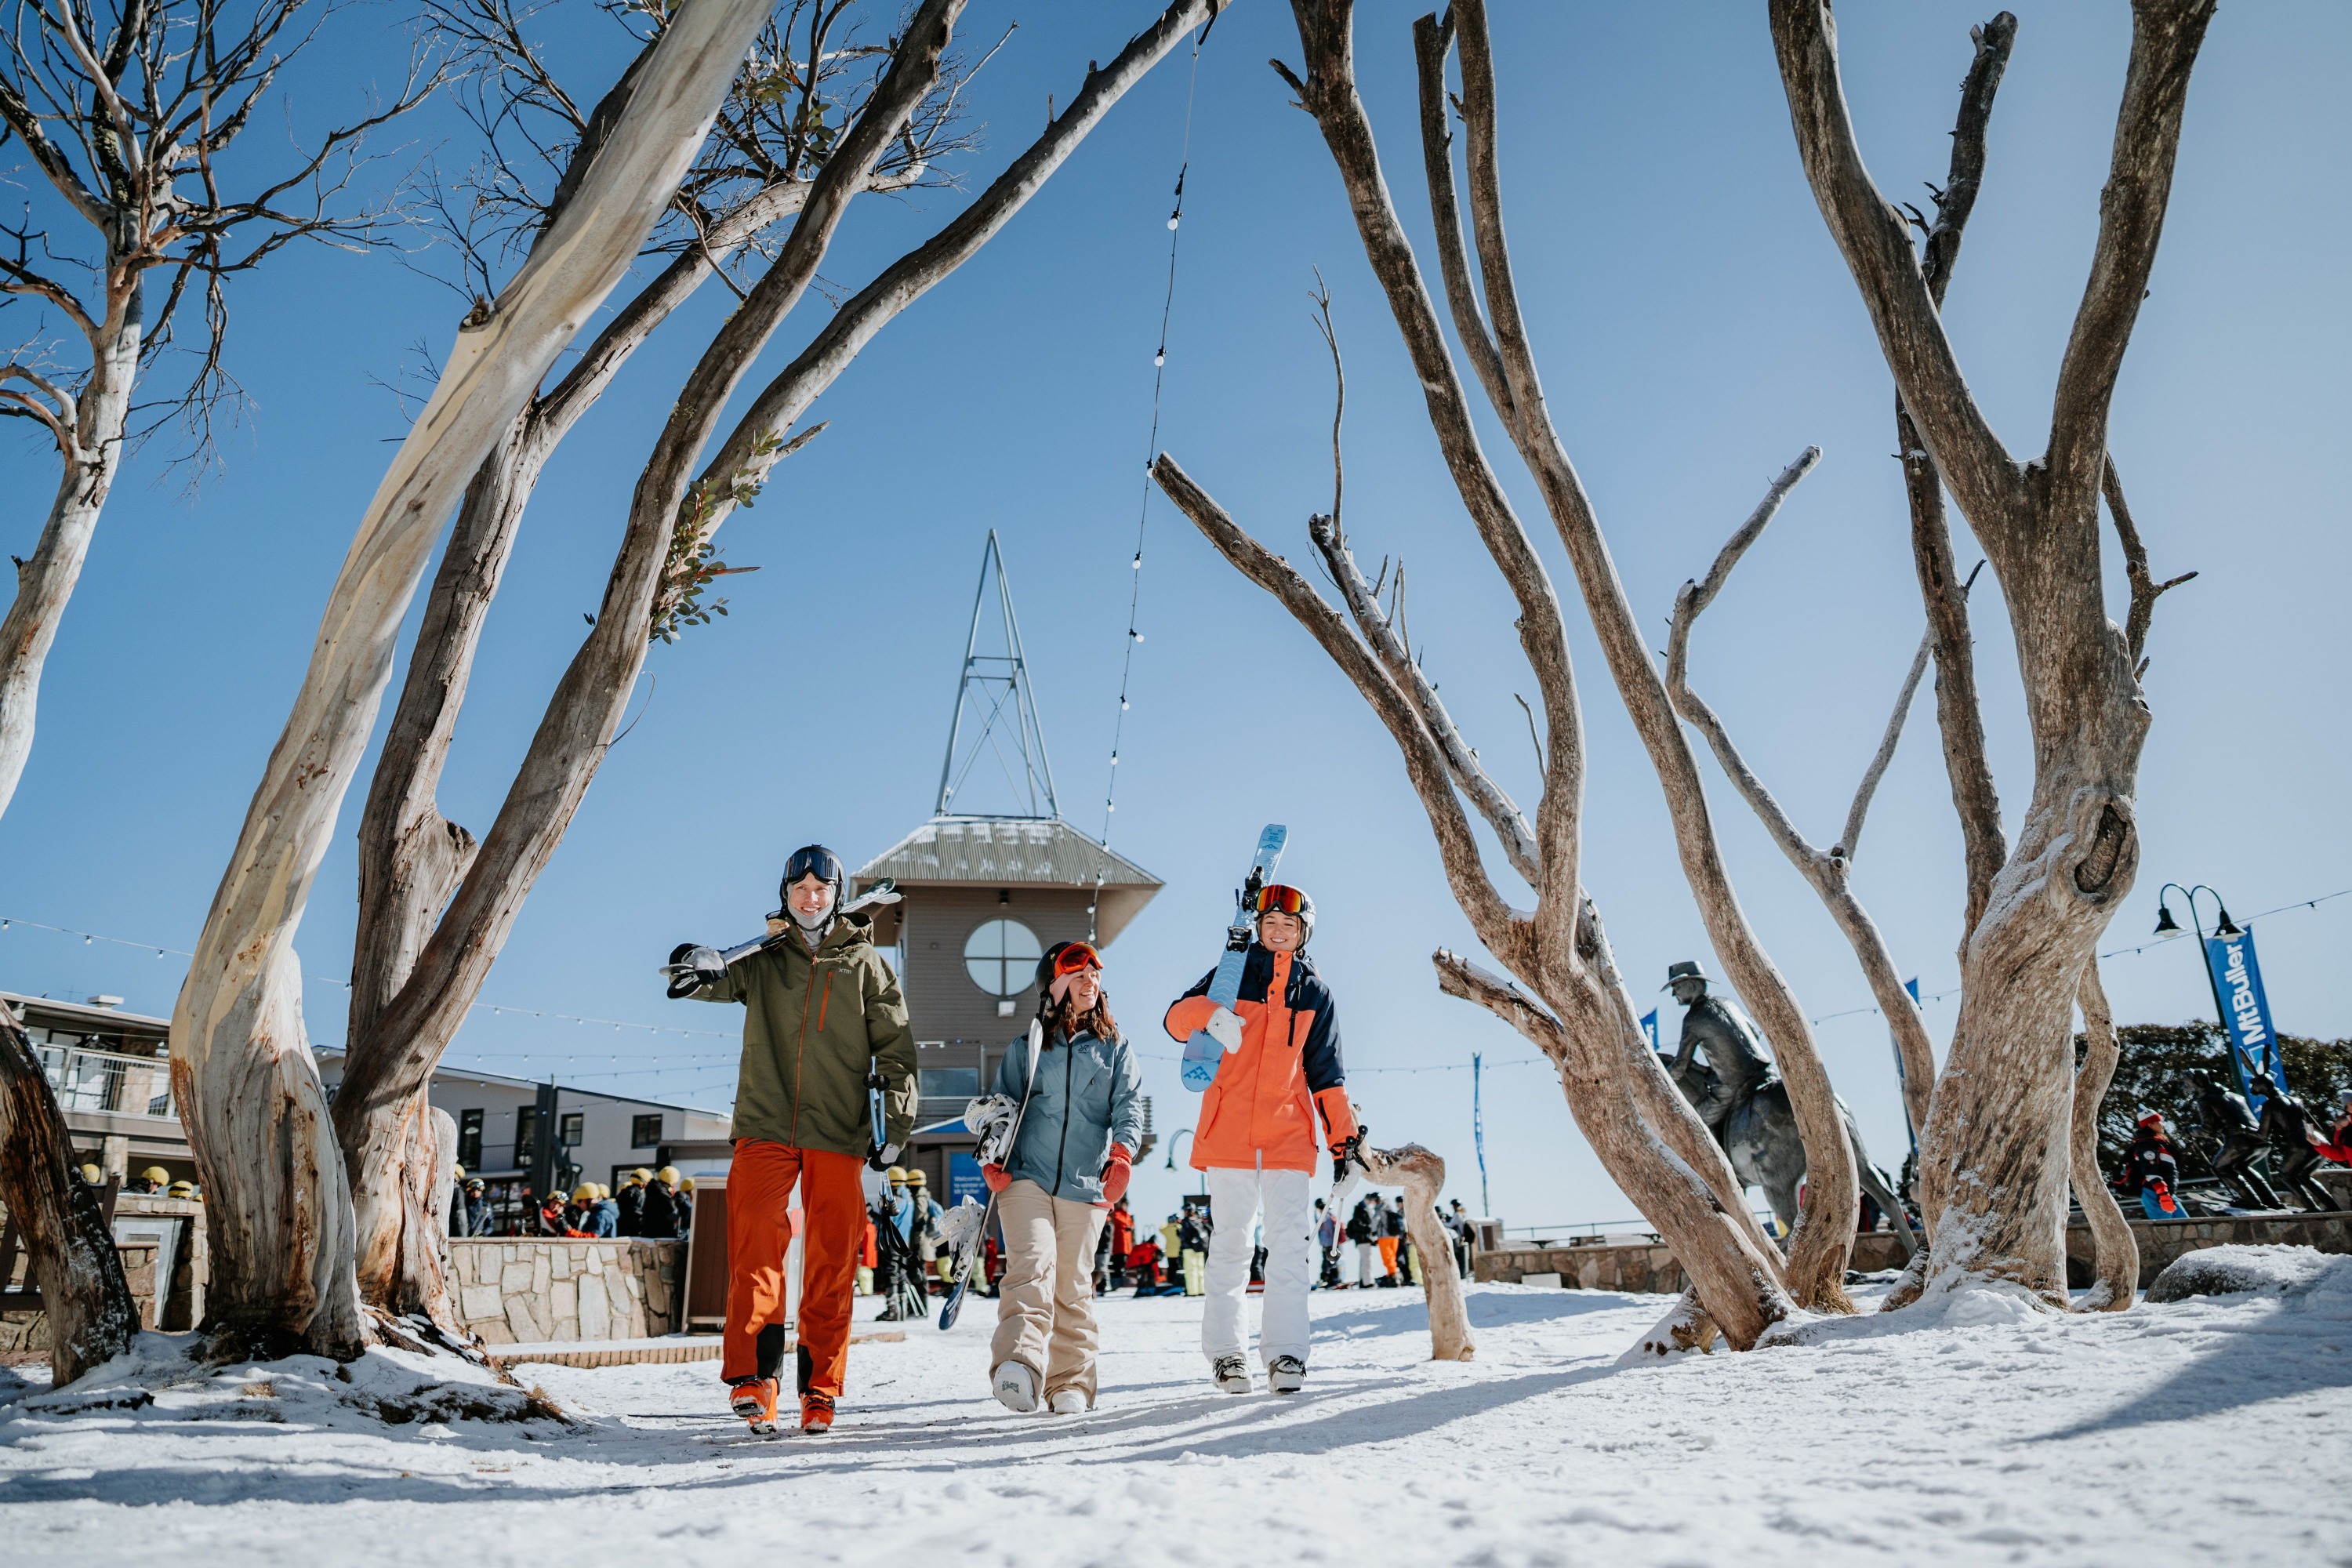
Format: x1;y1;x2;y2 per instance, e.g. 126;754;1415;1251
615;1169;648;1237
1315;1199;1340;1288
2127;1109;2183;1220
670;844;917;1436
1346;1193;1379;1287
1163;882;1359;1396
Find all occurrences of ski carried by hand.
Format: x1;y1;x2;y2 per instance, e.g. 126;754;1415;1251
659;879;901;996
1180;825;1287;1092
938;1025;1043;1330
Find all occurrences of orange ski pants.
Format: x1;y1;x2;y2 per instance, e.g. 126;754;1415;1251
722;1139;867;1397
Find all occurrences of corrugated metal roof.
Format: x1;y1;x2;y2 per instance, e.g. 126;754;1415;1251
854;816;1161;890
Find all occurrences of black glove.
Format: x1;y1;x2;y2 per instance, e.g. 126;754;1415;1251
866;1141;901;1173
666;942;726;1000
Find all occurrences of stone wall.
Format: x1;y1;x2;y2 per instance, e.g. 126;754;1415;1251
1475;1213;2352;1295
448;1239;684;1345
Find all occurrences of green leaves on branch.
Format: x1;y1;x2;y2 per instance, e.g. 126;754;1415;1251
647;425;797;645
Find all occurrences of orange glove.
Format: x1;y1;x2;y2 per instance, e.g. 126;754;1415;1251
982;1163;1011;1194
1097;1144;1134;1208
1315;1087;1360;1155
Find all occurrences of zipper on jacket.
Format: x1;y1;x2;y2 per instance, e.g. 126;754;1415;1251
1051;1029;1077;1195
791;940;815;1149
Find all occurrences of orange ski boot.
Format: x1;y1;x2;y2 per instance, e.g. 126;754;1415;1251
800;1392;836;1435
728;1376;781;1436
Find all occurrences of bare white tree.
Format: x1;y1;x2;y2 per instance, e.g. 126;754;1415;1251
333;0;989;1323
1770;0;2208;1305
169;0;784;1358
281;0;1223;1334
0;0;437;820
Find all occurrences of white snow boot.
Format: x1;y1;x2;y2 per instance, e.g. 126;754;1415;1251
1211;1354;1251;1394
1267;1355;1306;1395
1047;1388;1088;1415
992;1361;1040;1414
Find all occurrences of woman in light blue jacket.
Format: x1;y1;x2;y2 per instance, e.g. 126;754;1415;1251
985;939;1143;1414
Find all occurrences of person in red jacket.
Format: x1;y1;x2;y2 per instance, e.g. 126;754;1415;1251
1163;883;1358;1396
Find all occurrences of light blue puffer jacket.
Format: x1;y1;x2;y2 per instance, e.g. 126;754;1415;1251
994;1016;1144;1204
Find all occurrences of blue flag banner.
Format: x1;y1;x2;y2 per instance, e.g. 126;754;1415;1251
1641;1009;1660;1052
2203;927;2285;1109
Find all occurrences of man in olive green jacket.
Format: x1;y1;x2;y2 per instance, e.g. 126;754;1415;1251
676;844;916;1435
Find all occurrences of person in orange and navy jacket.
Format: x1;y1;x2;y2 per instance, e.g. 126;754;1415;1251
1163;882;1359;1398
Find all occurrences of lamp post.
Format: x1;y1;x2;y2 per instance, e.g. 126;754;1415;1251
2153;883;2274;1109
1163;1128;1192;1170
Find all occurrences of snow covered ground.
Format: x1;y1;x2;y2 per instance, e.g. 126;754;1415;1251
5;1251;2350;1566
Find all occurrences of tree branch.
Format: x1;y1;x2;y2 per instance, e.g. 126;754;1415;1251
2046;0;2218;504
1280;0;1584;956
2101;453;2194;673
1156;452;1527;953
1439;0;1857;1305
1768;0;2022;539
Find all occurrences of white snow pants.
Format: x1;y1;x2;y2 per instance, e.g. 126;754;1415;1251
1202;1165;1313;1367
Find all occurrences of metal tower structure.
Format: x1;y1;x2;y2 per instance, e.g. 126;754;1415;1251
935;531;1060;819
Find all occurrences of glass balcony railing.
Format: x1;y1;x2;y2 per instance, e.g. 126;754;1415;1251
35;1043;176;1120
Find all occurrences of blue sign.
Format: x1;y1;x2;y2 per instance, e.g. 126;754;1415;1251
2203;927;2284;1109
948;1152;986;1208
1641;1009;1661;1052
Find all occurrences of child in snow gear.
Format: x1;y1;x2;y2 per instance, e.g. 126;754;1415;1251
988;941;1144;1414
672;844;917;1434
1163;882;1356;1396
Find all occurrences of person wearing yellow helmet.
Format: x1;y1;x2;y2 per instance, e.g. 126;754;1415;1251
78;1163;103;1185
616;1168;650;1237
167;1180;198;1200
642;1165;687;1240
132;1166;170;1195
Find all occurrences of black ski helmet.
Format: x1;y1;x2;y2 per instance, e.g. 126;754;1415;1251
780;844;845;913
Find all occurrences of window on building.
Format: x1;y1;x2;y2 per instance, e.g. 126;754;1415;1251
457;1109;483;1172
558;1111;583;1148
631;1113;662;1149
919;1067;981;1101
514;1105;538;1167
963;917;1040;997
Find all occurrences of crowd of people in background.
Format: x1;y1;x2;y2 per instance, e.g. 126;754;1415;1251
445;1164;696;1240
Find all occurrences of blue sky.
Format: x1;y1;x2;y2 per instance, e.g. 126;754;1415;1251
5;1;2347;1234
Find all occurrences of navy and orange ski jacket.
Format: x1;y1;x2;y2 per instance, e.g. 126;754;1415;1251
1165;944;1355;1174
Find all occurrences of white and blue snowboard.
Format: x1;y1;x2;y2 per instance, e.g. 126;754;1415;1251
1180;824;1287;1093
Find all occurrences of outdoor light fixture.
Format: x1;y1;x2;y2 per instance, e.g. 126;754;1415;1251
2153;906;2180;935
1165;1127;1194;1171
2215;905;2241;937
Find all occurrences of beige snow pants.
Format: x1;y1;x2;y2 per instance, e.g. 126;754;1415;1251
992;1179;1108;1406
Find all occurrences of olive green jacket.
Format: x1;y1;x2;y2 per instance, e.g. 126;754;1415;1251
691;913;917;1159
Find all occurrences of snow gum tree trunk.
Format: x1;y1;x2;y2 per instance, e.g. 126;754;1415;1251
1770;0;2212;1305
1353;1142;1473;1360
172;0;782;1359
0;1000;138;1385
0;284;140;819
2071;959;2137;1308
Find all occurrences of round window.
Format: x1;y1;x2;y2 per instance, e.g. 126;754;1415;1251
963;918;1042;997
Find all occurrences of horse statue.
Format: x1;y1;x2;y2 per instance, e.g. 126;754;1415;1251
1658;960;1917;1260
2249;1071;2346;1213
2190;1076;2281;1210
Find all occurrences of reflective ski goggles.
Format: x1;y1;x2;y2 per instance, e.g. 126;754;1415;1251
1052;942;1104;977
1253;884;1308;916
782;844;844;887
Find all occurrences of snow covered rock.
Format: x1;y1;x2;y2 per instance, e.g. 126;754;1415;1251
2145;1243;2347;1304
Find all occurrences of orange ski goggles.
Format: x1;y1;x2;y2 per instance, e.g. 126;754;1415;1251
1052;942;1103;977
1254;884;1308;915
